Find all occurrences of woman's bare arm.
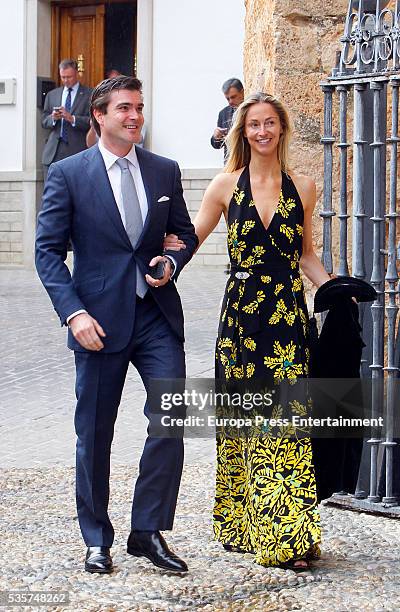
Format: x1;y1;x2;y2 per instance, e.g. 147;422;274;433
163;172;237;251
293;174;331;288
193;173;235;247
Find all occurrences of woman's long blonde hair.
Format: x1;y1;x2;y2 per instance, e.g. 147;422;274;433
224;92;292;173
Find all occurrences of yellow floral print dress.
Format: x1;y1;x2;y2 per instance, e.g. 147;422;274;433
213;166;321;566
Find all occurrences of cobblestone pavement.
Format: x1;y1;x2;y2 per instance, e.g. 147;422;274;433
1;266;400;611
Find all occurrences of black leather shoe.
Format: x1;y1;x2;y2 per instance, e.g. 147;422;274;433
85;546;113;574
127;530;188;573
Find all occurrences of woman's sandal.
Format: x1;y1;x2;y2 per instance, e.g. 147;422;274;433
223;544;240;552
304;544;321;561
279;558;310;572
222;543;255;554
278;544;321;571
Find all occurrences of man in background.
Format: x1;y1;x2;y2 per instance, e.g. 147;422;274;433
42;59;92;181
106;68;121;79
210;77;244;163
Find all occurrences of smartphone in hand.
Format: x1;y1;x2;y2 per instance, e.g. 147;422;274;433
149;260;165;280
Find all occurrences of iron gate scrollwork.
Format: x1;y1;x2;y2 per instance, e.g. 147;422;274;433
320;0;400;512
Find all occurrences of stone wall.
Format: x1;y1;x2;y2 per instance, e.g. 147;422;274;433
0;181;24;265
182;169;228;267
243;0;349;283
244;0;276;93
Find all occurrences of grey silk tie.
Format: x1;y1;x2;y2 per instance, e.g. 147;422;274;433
115;157;147;297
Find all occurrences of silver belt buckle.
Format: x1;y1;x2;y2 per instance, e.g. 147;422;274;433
235;271;250;280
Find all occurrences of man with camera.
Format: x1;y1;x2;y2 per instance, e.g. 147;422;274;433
41;59;92;181
210;77;244;163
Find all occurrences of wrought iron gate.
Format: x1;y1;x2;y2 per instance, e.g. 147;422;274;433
320;0;400;513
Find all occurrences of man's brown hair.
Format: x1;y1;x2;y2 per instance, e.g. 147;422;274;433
90;76;143;136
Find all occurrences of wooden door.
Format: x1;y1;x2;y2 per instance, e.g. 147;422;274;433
52;4;105;87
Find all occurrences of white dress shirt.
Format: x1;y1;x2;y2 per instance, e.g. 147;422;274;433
62;81;80;110
53;81;80;129
98;141;175;272
98;139;148;225
98;142;176;278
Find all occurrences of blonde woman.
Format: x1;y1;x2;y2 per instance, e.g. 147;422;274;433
165;92;330;569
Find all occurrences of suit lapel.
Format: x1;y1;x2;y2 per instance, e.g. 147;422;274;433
54;89;63;136
71;84;85;114
83;146;132;249
52;87;63;107
135;146;155;248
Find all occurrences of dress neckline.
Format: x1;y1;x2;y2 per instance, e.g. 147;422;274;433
246;166;285;235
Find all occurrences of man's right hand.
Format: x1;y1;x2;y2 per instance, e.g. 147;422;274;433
213;127;227;140
52;108;63;120
69;313;106;351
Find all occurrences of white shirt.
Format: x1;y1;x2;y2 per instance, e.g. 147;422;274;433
52;82;80;129
98;140;176;272
62;81;80;109
98;140;148;225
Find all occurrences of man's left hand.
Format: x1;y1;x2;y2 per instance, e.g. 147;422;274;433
145;256;171;288
60;107;74;123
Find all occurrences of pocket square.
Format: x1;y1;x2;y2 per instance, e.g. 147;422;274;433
157;196;170;203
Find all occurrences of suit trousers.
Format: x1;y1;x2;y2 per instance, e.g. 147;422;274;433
74;292;186;546
43;140;76;183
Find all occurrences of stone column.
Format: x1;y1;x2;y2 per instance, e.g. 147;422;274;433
137;0;153;149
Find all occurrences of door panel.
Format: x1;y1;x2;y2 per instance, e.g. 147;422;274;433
56;5;105;87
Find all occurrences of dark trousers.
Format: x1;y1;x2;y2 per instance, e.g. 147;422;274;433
74;293;186;546
43;140;76;183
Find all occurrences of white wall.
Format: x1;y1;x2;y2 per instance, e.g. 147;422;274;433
0;0;24;171
151;0;245;169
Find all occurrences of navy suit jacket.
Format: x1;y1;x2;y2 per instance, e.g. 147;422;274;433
35;144;198;352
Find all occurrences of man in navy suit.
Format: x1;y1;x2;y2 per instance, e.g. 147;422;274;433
35;76;198;574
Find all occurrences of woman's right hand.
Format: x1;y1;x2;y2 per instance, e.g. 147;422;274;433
163;234;186;251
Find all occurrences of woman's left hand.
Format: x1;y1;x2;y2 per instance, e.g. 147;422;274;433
163;234;186;251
